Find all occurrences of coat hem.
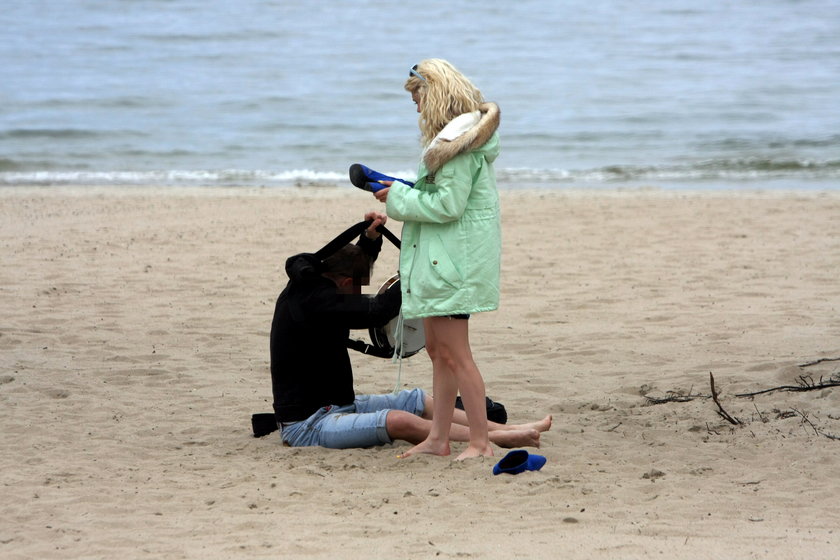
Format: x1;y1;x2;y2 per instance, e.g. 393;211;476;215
404;305;498;320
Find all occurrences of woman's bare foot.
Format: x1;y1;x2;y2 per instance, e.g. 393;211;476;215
456;444;494;461
397;438;450;459
490;428;540;449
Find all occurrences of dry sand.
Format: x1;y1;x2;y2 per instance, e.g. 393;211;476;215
1;186;839;559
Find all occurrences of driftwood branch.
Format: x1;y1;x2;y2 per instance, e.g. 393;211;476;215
643;358;839;440
735;375;840;398
753;403;768;423
647;357;840;404
791;408;820;436
645;388;708;405
710;372;741;425
788;408;840;441
798;357;840;368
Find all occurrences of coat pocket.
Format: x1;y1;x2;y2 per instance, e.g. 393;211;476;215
428;234;463;289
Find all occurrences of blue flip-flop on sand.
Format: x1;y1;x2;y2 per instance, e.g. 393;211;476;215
492;449;547;475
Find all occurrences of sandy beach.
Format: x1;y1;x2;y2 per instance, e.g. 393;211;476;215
1;186;839;559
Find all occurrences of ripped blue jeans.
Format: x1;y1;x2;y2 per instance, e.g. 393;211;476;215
280;388;426;448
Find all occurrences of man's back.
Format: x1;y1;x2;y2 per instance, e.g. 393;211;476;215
269;235;400;423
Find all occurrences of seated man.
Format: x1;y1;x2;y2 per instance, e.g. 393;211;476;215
269;211;551;452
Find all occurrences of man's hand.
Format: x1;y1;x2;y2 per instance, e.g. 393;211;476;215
364;211;387;239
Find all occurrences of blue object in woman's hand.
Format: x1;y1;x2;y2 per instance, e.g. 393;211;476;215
349;163;414;192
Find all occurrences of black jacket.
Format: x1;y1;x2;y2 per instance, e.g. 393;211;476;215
270;234;401;423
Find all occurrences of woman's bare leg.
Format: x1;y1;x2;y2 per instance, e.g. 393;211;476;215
400;317;493;460
398;317;456;457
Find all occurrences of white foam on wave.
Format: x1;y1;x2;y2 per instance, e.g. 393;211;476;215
0;169;346;186
0;167;423;187
2;161;837;189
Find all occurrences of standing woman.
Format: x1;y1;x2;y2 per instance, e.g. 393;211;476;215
374;59;501;460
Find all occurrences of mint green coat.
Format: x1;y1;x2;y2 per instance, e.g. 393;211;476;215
386;132;501;319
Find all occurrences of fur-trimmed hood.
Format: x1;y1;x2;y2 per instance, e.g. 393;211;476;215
422;102;500;174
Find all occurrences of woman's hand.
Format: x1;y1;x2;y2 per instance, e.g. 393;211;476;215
374;186;390;203
364;211;387;238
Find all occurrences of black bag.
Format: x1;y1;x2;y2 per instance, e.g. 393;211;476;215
455;396;508;425
251;413;278;438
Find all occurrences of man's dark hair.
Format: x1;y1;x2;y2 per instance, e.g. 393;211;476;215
321;244;373;285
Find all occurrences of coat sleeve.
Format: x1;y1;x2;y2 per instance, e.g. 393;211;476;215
356;230;383;260
386;152;479;224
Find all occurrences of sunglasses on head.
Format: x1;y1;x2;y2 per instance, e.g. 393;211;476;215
409;64;427;83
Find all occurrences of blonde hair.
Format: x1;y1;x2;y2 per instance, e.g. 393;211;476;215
405;59;484;146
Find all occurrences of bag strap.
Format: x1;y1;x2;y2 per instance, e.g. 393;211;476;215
377;224;401;250
346;338;394;359
314;220;400;261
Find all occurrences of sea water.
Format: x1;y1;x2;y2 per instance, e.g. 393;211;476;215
2;0;838;189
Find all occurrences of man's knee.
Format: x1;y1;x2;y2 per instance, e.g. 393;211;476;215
385;410;426;440
385;410;413;432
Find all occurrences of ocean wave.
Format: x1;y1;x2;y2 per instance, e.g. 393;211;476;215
0;158;23;172
1;128;104;140
0;169;346;187
1;159;838;188
693;134;840;151
500;158;840;185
